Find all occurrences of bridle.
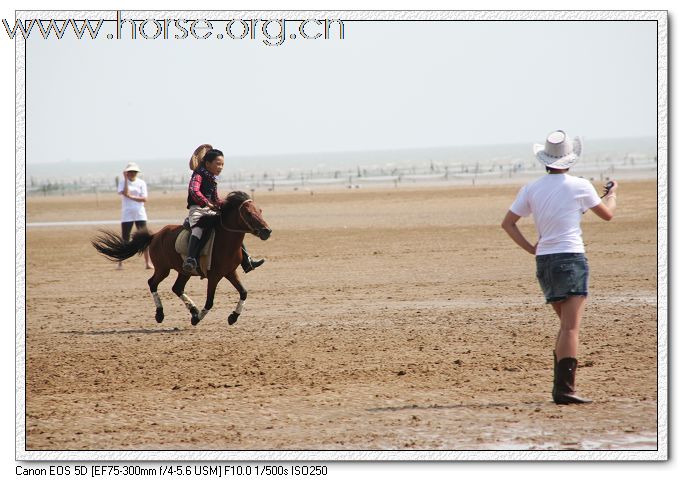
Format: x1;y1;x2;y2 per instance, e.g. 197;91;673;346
218;199;259;235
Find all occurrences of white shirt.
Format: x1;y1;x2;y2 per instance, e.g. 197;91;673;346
117;178;148;222
510;173;601;256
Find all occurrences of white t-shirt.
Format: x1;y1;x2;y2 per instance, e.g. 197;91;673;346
117;178;148;222
510;173;601;255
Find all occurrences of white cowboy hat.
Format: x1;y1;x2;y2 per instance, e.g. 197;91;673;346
533;130;583;169
123;162;141;172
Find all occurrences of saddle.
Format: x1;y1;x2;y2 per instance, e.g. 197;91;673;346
175;220;216;278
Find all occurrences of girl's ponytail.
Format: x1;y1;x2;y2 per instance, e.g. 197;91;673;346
190;144;213;171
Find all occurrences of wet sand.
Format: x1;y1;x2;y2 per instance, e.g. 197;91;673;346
24;180;658;451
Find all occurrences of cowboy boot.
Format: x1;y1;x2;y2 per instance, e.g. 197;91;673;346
241;244;265;273
553;357;592;404
182;235;201;273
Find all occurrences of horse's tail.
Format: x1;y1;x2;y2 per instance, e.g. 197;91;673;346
91;229;154;262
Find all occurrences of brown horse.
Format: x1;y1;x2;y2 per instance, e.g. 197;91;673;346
92;191;271;326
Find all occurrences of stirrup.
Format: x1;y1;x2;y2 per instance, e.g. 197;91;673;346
183;257;198;274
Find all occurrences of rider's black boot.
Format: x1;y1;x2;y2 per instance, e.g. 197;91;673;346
182;235;202;274
241;244;265;273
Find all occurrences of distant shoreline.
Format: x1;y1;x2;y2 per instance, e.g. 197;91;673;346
25;163;657;198
25;136;656;191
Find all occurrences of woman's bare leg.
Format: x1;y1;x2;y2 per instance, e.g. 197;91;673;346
552;295;591;403
551;302;562;348
554;295;587;360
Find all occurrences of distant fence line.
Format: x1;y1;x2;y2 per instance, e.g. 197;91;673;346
26;155;656;196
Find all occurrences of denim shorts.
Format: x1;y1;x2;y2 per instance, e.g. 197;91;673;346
535;253;589;303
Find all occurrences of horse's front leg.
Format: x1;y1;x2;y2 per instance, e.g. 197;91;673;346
195;273;221;326
225;270;247;325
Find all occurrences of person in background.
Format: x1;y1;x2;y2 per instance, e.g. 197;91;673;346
501;130;618;404
117;162;153;270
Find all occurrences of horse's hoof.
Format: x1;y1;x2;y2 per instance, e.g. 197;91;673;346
228;312;239;325
189;305;201;326
155;308;164;323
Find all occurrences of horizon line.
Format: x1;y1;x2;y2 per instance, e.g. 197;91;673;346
26;134;656;166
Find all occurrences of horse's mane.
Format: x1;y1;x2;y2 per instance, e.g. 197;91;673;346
194;191;251;230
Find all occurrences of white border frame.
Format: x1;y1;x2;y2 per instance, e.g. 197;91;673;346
15;9;668;461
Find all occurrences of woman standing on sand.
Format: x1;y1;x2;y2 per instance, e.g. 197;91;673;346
501;130;618;404
117;162;153;270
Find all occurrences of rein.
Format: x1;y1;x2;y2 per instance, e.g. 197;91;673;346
218;199;256;234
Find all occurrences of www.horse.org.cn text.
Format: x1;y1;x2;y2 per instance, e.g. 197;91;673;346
2;12;346;46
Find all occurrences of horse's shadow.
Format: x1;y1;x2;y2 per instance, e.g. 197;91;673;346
59;327;185;336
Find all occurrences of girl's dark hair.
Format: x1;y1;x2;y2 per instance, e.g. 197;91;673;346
202;149;224;165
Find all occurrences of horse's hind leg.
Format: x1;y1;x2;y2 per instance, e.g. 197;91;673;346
148;267;170;323
171;273;202;326
225;271;247;326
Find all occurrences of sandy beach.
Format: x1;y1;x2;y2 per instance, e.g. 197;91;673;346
24;179;658;452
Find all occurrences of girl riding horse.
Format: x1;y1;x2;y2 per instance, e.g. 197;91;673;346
92;191;271;326
184;144;265;275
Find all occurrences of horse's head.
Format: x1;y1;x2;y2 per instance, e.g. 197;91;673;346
221;191;272;240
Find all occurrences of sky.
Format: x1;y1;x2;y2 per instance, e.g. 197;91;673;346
26;18;656;164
